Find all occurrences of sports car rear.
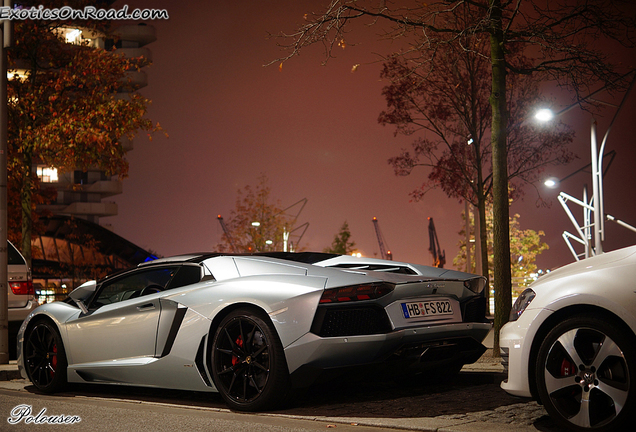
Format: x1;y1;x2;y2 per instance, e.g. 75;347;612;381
284;274;491;387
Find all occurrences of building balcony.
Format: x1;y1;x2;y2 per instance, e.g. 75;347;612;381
116;47;153;66
112;24;157;48
62;201;118;217
120;70;148;91
83;180;123;197
119;135;134;151
40;176;122;198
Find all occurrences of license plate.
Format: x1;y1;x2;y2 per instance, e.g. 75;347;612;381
401;300;453;319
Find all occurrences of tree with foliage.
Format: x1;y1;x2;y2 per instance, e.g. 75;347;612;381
217;175;295;253
382;28;574;283
324;221;357;255
454;204;549;291
272;0;635;351
8;3;160;265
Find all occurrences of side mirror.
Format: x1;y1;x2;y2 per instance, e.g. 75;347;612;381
74;299;89;314
69;280;96;314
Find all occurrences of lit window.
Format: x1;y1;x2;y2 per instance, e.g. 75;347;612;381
37;167;58;183
65;28;83;44
53;27;84;45
7;70;28;80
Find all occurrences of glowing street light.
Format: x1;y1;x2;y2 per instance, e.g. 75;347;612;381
537;70;636;259
534;108;554;122
543;177;559;188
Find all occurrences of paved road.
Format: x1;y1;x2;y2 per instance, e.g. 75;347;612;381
1;388;390;432
0;366;567;432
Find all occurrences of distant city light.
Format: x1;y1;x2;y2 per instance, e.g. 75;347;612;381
251;221;260;227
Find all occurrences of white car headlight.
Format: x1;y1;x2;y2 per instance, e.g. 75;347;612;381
509;288;535;321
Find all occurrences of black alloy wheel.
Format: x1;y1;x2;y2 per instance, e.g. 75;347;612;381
535;315;635;431
211;308;290;411
25;320;68;393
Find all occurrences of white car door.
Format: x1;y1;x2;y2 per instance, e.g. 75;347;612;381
64;267;177;366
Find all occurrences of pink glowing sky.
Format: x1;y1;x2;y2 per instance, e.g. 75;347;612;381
108;0;636;271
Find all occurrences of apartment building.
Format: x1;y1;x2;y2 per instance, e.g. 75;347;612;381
34;22;156;226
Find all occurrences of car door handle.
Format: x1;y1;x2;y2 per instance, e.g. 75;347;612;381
137;303;155;311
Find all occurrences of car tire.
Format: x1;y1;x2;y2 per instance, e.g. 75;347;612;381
24;320;68;393
210;308;291;411
535;315;635;431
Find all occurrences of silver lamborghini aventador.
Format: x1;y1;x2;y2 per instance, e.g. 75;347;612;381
18;252;491;411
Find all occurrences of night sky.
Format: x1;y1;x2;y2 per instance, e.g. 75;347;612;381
107;0;636;272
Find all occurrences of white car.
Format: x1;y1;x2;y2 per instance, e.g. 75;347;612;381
500;246;636;431
7;241;38;356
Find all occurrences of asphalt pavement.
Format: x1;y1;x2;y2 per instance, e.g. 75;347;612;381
0;329;565;431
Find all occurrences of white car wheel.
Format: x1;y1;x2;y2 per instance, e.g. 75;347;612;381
536;316;635;431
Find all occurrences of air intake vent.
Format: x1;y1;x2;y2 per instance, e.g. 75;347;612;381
461;296;487;323
311;305;392;337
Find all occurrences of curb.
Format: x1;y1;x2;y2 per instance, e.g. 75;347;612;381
0;368;21;381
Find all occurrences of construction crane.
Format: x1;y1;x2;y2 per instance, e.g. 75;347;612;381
428;217;445;268
372;217;393;260
217;198;309;253
277;198;309;252
217;215;238;253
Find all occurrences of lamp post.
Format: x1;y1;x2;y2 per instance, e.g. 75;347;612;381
538;70;636;259
543;151;616;260
590;120;603;254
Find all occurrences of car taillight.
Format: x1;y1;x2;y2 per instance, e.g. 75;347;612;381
464;277;487;294
10;280;34;296
319;283;394;304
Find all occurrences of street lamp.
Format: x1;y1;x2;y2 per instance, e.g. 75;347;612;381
543;149;636;261
534;108;554;122
538;69;636;259
538;108;612;259
543;177;559;189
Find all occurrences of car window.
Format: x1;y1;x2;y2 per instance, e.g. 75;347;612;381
166;265;202;289
92;267;177;307
8;242;26;266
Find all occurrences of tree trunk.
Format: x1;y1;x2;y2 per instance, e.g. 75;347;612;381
477;195;489;291
489;0;512;356
473;151;490;313
20;150;33;267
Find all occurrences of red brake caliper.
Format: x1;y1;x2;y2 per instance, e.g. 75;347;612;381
50;344;57;378
560;358;575;377
231;336;243;366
